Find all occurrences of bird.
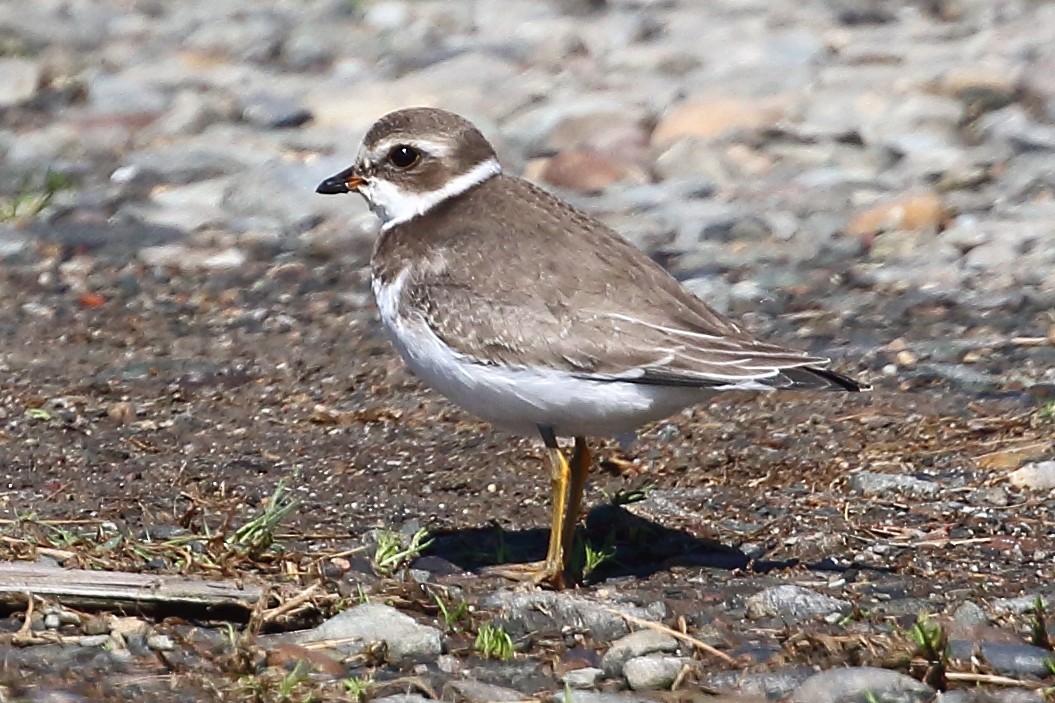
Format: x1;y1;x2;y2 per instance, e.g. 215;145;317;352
316;106;869;589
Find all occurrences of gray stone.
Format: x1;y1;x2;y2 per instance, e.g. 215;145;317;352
0;226;28;258
991;594;1049;615
1008;462;1055;492
623;655;691;690
979;105;1055;152
547;692;654;703
908;363;1001;394
484;590;666;644
682;276;732;315
296;603;442;663
373;696;433;703
87;73;168;114
951;601;988;626
561;667;604;689
704;665;816;698
466;659;550;694
746;585;851;623
848;471;940;498
77;635;111;647
966;486;1010;507
600;629;679;677
980;642;1055;678
0;58;40;107
443;680;523;703
790;666;934;703
146;634;175;651
148;90;234;137
139;245;247;270
241;93;312;129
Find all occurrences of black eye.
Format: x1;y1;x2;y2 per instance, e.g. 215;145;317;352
388;145;420;168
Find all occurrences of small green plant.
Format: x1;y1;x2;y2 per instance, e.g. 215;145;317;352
228;476;299;558
582;537;615;578
908;612;948;691
372;527;433;575
277;661;309;699
0;171;72;223
1030;596;1051;650
474;622;514;661
609;483;656;507
433;591;470;631
1038;400;1055;422
489;523;512;565
343;675;371;702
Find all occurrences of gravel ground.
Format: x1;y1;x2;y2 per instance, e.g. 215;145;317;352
1;0;1054;701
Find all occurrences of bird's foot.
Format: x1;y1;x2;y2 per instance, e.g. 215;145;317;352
483;560;566;590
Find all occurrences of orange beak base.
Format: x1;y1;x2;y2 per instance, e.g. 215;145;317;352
316;167;364;194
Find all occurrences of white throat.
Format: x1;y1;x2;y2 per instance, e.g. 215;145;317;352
361;158;501;232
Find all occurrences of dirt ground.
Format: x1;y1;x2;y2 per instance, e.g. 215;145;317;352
0;232;1053;700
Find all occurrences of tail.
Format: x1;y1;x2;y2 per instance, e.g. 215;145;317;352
785;365;871;392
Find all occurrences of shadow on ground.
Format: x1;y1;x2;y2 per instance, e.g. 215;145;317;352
420;502;813;585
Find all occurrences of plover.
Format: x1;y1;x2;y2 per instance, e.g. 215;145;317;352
317;107;868;588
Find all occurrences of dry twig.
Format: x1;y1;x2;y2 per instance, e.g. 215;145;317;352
599;606;738;666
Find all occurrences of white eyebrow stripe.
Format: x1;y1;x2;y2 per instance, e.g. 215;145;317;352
369;137;456;160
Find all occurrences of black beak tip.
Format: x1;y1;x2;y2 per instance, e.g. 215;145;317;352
316;177;349;195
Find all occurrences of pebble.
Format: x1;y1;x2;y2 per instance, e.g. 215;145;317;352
847;471;941;498
0;57;40;107
704;666;817;699
979;642;1055;678
652;97;788;145
622;655;691;690
600;629;679;677
991;595;1049;615
1007;462;1055;492
485;590;665;643
561;667;604;689
442;680;523;703
546;692;655;703
845;193;946;237
951;601;988;626
295;602;442;663
240;93;313;129
146;634;175;652
745;584;851;623
789;666;934;703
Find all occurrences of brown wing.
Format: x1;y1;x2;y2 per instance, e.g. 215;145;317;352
378;175;867;392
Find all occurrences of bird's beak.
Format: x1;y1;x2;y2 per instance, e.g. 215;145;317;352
316;166;365;195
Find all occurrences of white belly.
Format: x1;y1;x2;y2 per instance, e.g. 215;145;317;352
372;272;708;438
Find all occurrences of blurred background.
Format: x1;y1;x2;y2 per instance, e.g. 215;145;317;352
2;0;1055;328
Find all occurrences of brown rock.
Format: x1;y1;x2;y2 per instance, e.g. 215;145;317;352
265;643;345;677
977;441;1049;470
546;112;647;153
844;192;946;237
652;97;788;146
938;64;1020;116
538;148;645;194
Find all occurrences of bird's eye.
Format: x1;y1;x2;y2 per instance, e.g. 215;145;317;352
388;145;420;169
